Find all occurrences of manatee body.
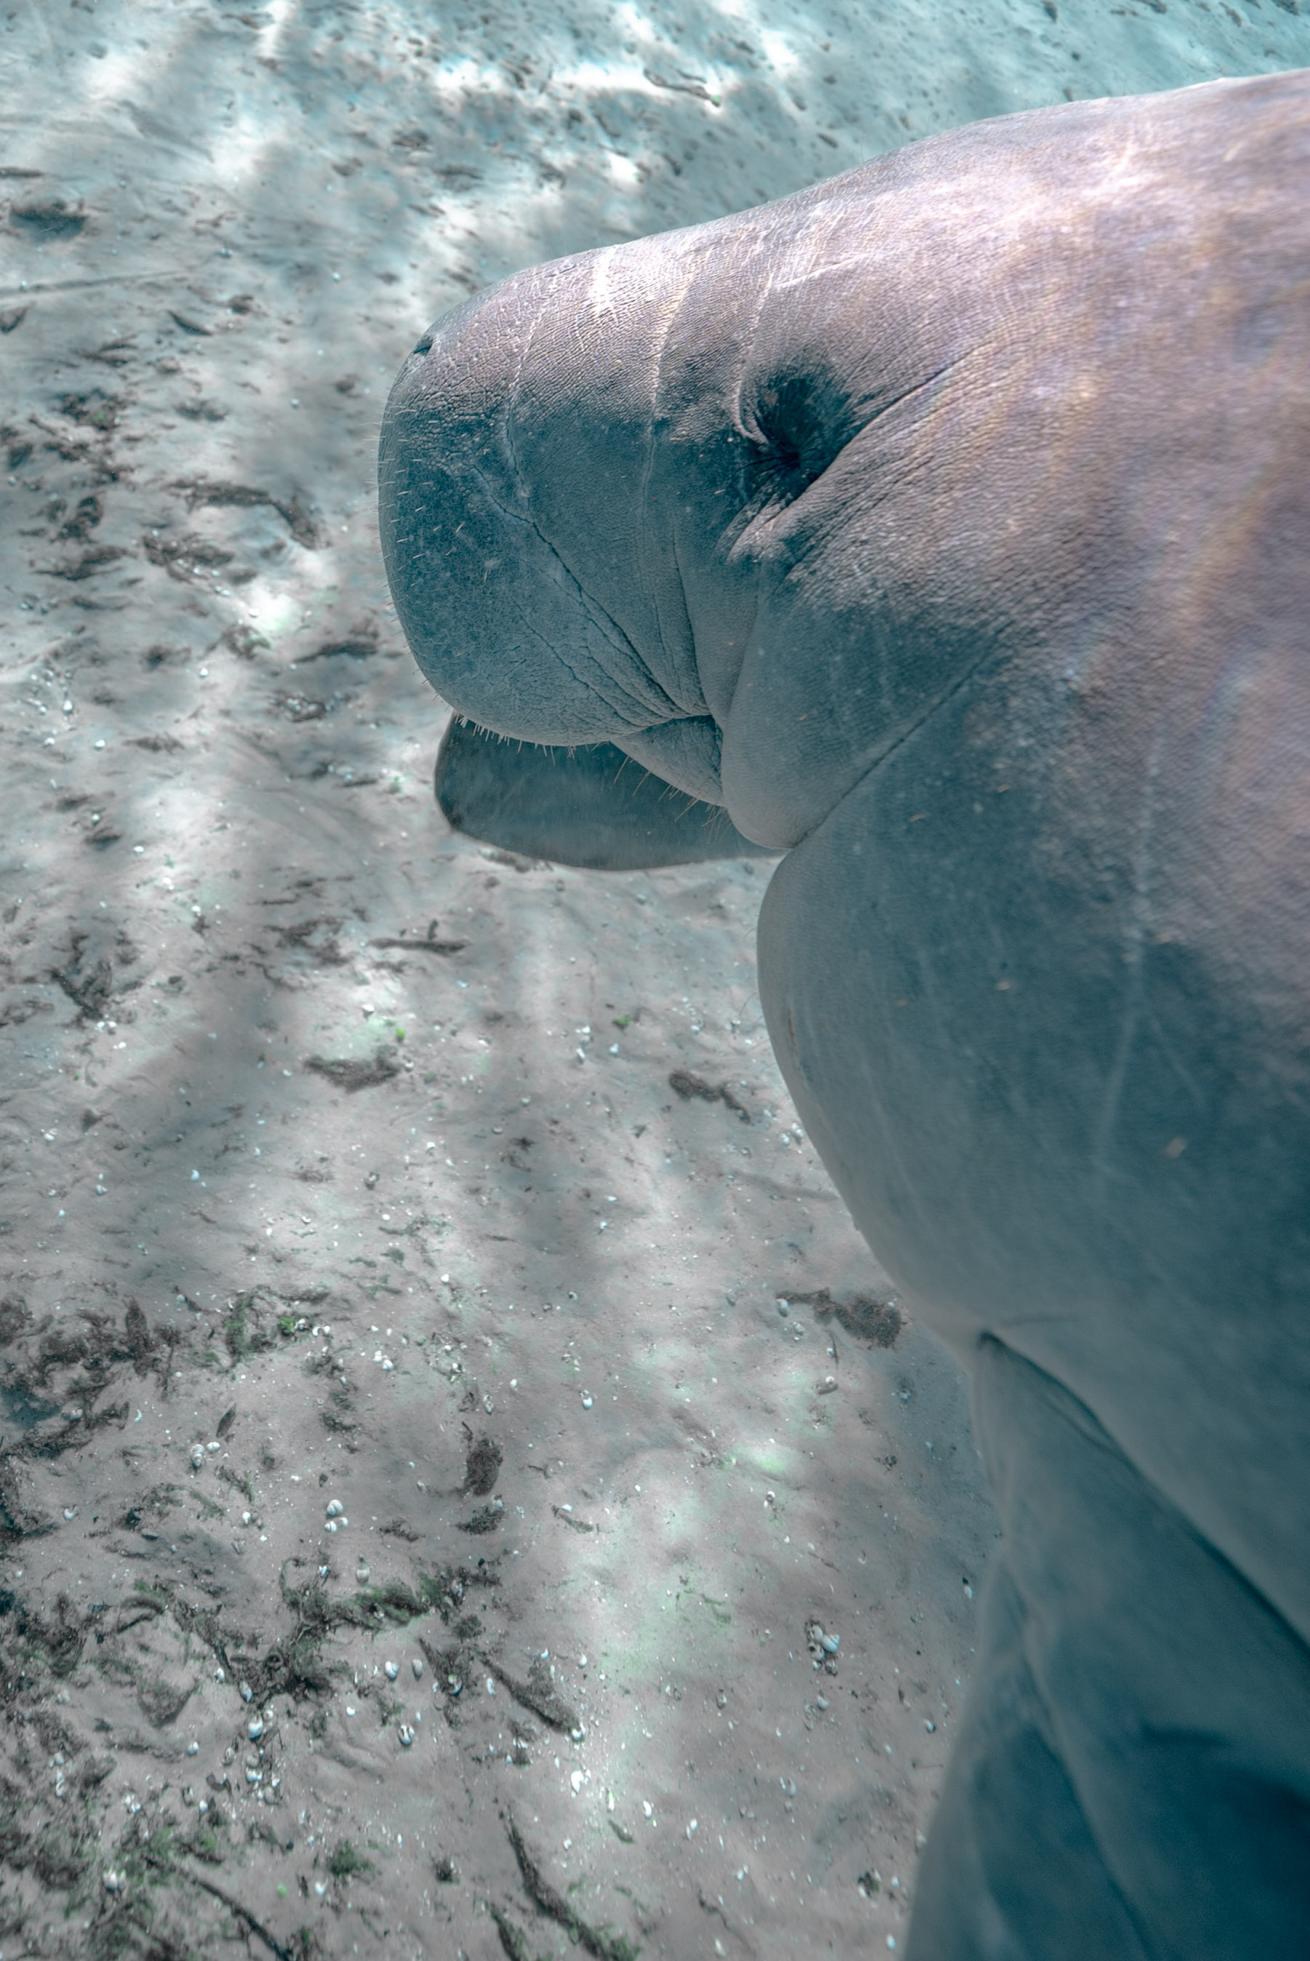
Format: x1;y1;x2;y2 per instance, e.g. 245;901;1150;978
434;716;775;867
380;71;1310;1958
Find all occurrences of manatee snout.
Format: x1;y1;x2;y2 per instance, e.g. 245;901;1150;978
379;268;712;770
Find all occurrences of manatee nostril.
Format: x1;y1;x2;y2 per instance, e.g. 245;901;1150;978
751;371;852;501
412;333;434;357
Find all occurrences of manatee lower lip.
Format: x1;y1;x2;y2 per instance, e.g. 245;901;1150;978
613;715;724;805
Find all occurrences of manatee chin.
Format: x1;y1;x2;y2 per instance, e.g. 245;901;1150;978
611;714;725;805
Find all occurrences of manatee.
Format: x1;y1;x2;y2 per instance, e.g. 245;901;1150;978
379;70;1310;1959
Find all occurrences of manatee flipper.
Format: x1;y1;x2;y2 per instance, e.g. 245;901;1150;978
906;1340;1310;1960
433;717;777;870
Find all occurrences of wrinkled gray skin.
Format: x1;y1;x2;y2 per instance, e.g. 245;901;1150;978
380;71;1310;1958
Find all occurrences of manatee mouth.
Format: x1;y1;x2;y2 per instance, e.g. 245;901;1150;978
612;714;724;806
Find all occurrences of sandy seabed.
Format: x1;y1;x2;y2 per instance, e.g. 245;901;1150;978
1;0;1305;1954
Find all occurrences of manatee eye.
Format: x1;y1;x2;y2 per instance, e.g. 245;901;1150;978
412;333;434;357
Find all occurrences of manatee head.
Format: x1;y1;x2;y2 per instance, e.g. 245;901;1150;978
376;186;911;839
380;74;1310;849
